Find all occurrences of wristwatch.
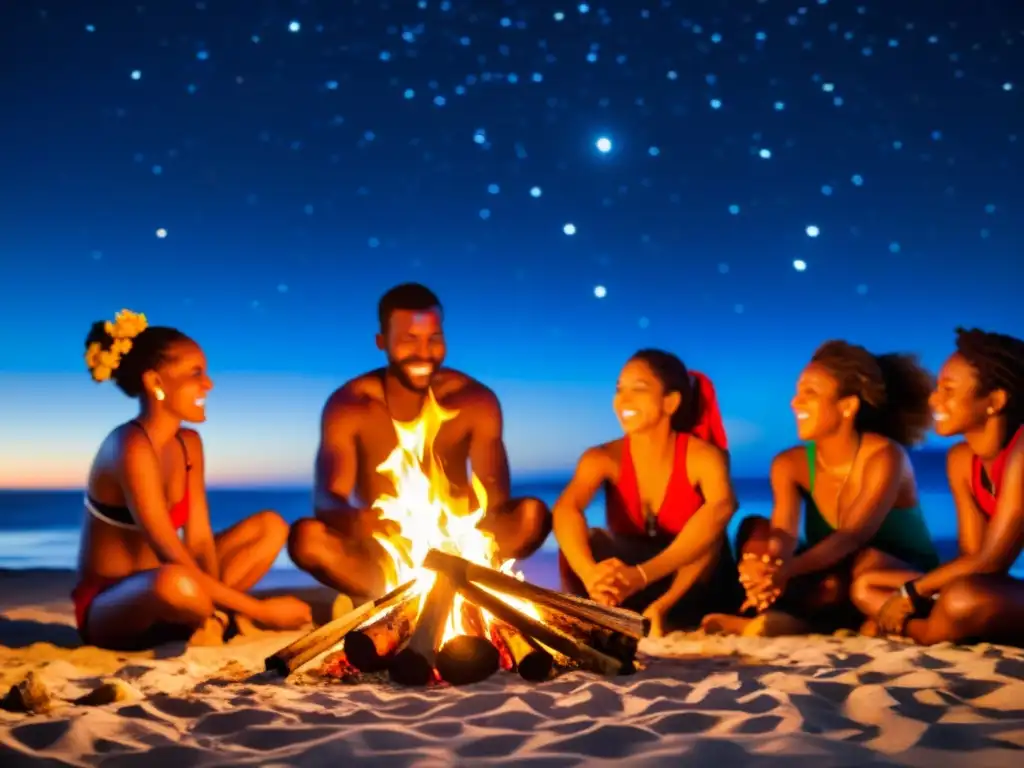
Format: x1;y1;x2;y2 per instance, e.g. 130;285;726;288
899;580;932;617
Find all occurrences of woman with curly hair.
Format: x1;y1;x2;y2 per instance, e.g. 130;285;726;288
75;310;311;650
852;328;1024;645
703;340;940;636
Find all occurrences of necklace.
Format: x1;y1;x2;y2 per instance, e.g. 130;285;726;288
818;436;861;525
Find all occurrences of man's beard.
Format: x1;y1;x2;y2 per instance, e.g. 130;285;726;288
387;358;436;392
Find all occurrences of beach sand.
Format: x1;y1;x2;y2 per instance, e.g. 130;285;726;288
2;567;1023;767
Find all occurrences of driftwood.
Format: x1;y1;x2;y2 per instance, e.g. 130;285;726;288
493;622;553;681
453;580;622;677
539;608;638;669
423;550;648;639
265;579;416;675
389;574;456;686
436;635;500;685
344;591;421;672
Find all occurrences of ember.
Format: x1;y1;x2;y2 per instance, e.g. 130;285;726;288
265;391;647;685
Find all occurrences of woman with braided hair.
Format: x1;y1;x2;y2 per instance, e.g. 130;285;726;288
852;328;1024;646
702;340;939;636
75;310;311;650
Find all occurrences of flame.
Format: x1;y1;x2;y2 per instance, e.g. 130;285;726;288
371;390;538;645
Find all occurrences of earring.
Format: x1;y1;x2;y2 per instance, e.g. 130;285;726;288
842;411;851;418
154;388;165;402
986;407;994;415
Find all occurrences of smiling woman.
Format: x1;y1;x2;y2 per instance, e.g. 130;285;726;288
551;349;743;637
702;339;939;637
73;309;311;650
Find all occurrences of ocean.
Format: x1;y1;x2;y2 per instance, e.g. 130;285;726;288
2;469;1021;577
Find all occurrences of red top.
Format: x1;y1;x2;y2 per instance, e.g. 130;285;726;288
971;425;1023;518
606;371;728;537
169;486;191;530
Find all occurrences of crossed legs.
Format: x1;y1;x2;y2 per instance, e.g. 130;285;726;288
83;510;289;651
852;569;1024;646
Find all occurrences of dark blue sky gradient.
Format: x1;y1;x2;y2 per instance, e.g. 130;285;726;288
2;0;1021;487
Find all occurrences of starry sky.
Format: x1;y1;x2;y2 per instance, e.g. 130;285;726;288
1;0;1021;489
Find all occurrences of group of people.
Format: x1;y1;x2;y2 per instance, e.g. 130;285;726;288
75;282;1024;652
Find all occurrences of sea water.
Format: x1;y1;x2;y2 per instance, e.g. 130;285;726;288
2;477;1019;577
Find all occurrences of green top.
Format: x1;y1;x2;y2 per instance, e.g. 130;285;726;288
802;444;940;572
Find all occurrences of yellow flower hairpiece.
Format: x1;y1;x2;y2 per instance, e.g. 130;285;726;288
85;309;149;382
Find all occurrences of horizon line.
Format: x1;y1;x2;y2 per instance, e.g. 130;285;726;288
0;474;779;493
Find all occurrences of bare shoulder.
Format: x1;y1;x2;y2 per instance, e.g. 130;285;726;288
578;441;617;478
861;432;905;462
178;428;205;459
323;371;384;419
771;445;805;474
687;435;728;466
434;369;497;404
113;422;150;456
434;370;503;426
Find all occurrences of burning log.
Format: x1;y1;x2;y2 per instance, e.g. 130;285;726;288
493;622;553;682
423;550;649;640
343;591;421;672
265;579;416;676
460;600;487;638
540;610;638;671
453;579;622;677
436;635;500;685
389;574;456;686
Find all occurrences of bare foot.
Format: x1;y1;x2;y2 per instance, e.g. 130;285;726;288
701;613;753;636
189;613;227;647
741;610;810;638
331;593;355;621
859;618;880;637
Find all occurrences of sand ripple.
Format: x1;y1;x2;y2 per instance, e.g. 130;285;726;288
0;628;1021;766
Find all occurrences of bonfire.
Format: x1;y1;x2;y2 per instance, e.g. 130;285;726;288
267;392;647;686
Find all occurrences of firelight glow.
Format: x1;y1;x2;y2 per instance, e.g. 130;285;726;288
370;390;539;644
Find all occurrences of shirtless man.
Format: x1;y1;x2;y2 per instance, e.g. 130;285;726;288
288;283;552;599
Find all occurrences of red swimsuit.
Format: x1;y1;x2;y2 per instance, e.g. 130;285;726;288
608;432;705;537
607;371;728;537
970;426;1023;517
72;424;192;638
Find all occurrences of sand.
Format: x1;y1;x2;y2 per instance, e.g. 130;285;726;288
2;568;1023;767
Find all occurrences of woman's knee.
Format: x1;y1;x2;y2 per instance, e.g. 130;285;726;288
287;518;326;567
151;565;213;623
935;575;996;626
252;509;289;549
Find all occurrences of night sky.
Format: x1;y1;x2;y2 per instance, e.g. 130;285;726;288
2;1;1021;488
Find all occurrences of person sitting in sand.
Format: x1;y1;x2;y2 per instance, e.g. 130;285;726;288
851;328;1024;646
76;309;311;650
552;349;743;637
703;340;939;637
288;283;552;601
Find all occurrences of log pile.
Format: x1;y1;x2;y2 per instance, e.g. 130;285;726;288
265;549;648;686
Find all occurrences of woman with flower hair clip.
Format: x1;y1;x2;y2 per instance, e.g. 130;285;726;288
76;310;311;649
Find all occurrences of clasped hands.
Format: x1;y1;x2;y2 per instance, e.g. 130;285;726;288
582;558;649;608
738;552;788;613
